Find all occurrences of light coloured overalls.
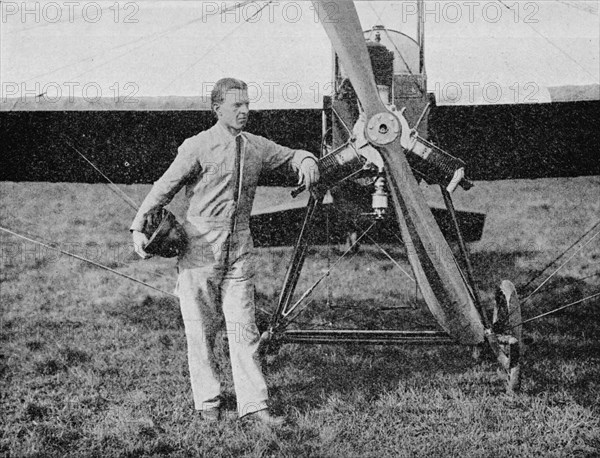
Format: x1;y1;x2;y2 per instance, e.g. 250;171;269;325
131;122;313;416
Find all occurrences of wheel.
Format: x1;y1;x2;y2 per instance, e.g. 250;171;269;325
493;280;523;394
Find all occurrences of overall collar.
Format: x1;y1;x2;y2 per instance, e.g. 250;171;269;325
214;121;245;145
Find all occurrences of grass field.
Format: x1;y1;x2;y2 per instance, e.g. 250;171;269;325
1;177;599;457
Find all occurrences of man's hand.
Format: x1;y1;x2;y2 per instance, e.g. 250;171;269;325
132;230;152;259
297;157;320;191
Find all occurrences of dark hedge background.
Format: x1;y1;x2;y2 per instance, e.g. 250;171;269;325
1;101;599;184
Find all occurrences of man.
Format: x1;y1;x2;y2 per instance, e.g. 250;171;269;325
130;78;319;426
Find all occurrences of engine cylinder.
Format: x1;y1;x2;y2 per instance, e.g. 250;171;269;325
319;144;365;186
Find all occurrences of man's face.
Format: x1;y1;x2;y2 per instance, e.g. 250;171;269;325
215;89;250;134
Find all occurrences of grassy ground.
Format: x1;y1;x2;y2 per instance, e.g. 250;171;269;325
1;178;599;457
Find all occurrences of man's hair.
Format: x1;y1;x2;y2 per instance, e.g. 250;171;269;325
211;78;248;113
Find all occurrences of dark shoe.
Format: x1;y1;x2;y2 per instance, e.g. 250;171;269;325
201;407;221;422
243;409;285;427
201;407;237;422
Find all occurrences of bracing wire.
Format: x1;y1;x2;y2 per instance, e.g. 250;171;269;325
282;221;376;319
510;291;600;330
324;198;415;283
555;1;599;16
62;136;139;211
26;15;205;83
367;3;425;96
522;228;600;305
520;219;600;294
579;271;600;281
280;239;366;330
24;2;255;84
281;259;365;329
496;0;598;79
0;212;174;281
362;234;415;282
161;1;273;93
8;3;121;34
70;1;258;82
59;136;179;281
367;3;415;75
0;226;178;299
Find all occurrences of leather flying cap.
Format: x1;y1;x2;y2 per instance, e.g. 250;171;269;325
142;208;187;258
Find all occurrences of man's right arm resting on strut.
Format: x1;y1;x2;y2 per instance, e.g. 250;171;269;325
131;142;199;259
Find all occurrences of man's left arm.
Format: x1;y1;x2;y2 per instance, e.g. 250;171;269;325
259;137;320;191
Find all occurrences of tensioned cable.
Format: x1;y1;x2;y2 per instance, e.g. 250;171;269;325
497;0;598;79
363;234;415;282
279;243;365;330
520;219;600;294
0;216;173;281
0;226;178;299
66;2;259;82
281;221;376;319
0;219;119;260
522;228;600;305
62;136;139;211
556;1;599;16
327;203;415;283
322;203;422;313
579;271;600;281
161;1;273;93
367;2;411;76
59;136;177;280
367;3;425;96
25;1;255;84
26;15;204;83
331;106;355;139
509;291;600;330
277;245;366;330
9;3;119;34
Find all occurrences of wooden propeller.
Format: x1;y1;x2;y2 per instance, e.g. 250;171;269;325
312;0;484;344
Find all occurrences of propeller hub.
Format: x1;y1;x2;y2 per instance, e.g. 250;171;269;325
365;112;400;146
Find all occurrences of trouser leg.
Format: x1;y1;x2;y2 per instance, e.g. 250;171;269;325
177;266;224;411
221;275;268;417
221;236;269;417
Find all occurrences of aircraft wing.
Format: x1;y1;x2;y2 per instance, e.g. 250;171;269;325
2;1;597;111
1;1;597;180
250;187;485;247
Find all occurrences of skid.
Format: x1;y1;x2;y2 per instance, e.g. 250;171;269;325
280;329;454;345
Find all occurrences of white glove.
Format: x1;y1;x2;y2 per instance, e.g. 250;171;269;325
132;230;152;259
297;157;320;191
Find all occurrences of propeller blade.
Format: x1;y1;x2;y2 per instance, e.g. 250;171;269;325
311;0;384;117
313;0;484;343
382;136;484;343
